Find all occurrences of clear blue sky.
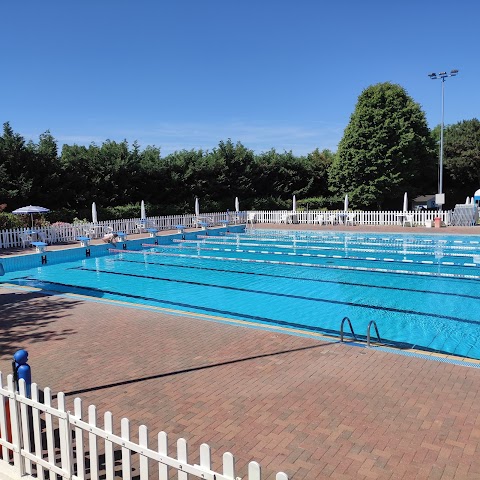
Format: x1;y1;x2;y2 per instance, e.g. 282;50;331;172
1;0;478;156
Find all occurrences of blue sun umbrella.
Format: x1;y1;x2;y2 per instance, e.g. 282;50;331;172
12;205;50;229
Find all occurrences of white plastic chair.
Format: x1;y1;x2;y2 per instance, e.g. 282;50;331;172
403;214;414;227
346;212;356;226
83;226;97;238
327;214;338;225
136;221;147;233
19;232;32;248
37;229;57;244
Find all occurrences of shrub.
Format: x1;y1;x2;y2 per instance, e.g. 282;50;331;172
0;212;27;229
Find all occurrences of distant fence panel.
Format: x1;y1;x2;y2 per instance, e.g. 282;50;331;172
247;209;453;227
0;209;461;250
0;211;240;249
0;373;288;479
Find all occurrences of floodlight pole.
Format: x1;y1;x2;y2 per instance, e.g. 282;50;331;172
428;70;459;211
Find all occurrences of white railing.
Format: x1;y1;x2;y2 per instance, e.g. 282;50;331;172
0;209;462;250
0;374;288;480
248;209;453;227
0;212;238;250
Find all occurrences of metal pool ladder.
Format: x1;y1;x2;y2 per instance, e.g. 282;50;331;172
366;320;382;347
340;317;382;348
340;316;357;342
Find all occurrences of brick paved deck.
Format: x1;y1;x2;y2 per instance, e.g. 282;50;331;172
1;224;480;479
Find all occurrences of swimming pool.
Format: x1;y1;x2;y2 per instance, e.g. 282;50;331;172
3;228;480;360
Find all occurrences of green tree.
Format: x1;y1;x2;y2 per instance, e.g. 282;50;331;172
443;119;480;204
0;122;34;207
27;130;62;206
211;139;255;209
59;144;94;208
304;148;335;198
329;83;436;210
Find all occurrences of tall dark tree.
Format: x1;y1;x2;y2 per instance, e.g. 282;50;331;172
27;130;61;206
443;118;480;204
0;122;34;208
304;148;335;198
211;139;255;209
329;83;436;209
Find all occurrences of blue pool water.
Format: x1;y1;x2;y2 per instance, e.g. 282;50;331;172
3;228;480;360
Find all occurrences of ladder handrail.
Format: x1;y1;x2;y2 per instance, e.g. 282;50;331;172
367;320;381;347
340;316;357;342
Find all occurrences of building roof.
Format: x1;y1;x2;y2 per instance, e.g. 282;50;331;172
413;195;435;202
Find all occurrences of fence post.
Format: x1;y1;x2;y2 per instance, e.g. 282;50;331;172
199;443;211;470
73;398;85;479
57;393;73;478
248;461;261;479
88;404;99;480
6;375;24;476
120;418;132;480
139;425;149;479
0;373;11;461
223;452;236;479
177;437;188;480
157;430;168;480
104;412;114;480
30;383;44;480
18;380;32;474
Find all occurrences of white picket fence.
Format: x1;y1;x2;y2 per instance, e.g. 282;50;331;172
0;209;459;250
0;212;238;250
250;209;453;227
0;374;288;480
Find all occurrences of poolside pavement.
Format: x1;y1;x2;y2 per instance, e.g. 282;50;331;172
1;223;480;479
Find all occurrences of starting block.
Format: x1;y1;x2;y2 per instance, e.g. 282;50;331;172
77;236;90;247
31;241;48;253
116;232;127;242
147;228;158;237
175;224;186;234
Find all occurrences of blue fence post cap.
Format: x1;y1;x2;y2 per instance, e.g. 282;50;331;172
14;349;29;365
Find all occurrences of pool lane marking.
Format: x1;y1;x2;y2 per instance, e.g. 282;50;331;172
149;244;480;269
223;233;480;248
136;247;480;278
215;233;480;246
68;266;480;326
112;257;480;301
179;238;480;257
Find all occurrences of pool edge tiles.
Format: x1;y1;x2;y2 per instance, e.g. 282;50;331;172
2;281;479;369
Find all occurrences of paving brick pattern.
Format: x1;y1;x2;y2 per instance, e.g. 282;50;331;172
1;225;480;478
